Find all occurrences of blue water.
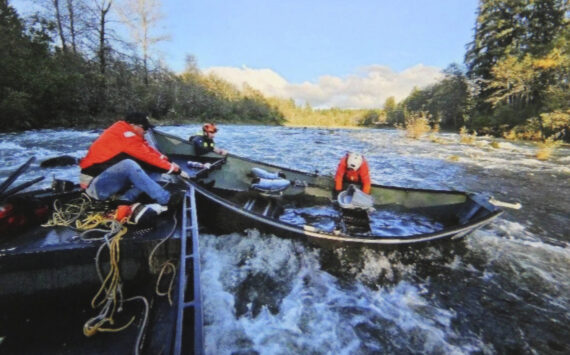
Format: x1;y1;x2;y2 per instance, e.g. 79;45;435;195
1;125;569;354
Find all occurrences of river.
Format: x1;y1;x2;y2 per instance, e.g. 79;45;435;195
1;125;568;354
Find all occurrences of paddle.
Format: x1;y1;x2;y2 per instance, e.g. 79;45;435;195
40;155;79;168
0;176;46;201
0;157;35;196
489;197;522;210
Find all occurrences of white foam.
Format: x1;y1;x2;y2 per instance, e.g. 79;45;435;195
199;231;492;354
357;129;569;176
0;141;24;150
466;221;570;297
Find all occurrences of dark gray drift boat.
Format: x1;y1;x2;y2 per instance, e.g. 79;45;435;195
152;129;503;247
0;158;203;355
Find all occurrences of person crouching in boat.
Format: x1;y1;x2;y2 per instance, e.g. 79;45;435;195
189;123;228;156
79;112;189;206
333;152;371;199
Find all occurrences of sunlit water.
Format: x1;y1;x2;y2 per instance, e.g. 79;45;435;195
1;125;569;354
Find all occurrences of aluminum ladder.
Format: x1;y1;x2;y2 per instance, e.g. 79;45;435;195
174;185;204;355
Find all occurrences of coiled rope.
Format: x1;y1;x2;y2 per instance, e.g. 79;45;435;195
42;194;91;227
44;194;182;354
148;214;178;305
83;222;132;336
43;195;148;354
81;218;150;355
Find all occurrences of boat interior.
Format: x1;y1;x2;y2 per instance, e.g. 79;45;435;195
166;151;496;239
0;187;192;354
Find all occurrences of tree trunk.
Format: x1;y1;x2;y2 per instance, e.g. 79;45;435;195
53;0;67;51
66;0;76;53
118;0;167;87
98;0;111;75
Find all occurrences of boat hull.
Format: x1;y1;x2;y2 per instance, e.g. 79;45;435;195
151;129;504;247
191;181;501;247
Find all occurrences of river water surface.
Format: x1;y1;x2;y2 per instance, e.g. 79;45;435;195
0;125;568;354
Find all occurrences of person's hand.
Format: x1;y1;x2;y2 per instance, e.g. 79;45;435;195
171;162;181;173
180;171;190;180
203;163;212;169
215;148;228;156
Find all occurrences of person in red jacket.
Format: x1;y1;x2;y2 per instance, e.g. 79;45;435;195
79;112;188;206
334;152;371;198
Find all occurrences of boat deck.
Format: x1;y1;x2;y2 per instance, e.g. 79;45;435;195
0;207;184;354
0;279;177;354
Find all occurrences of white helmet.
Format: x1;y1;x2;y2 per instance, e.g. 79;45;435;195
346;152;363;170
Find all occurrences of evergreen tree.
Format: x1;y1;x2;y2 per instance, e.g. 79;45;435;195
465;0;527;81
0;1;51;129
429;64;470;129
465;0;569;137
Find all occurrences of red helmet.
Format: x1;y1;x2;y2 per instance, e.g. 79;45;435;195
203;123;218;133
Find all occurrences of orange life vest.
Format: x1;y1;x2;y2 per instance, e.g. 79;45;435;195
334;155;371;194
79;121;175;187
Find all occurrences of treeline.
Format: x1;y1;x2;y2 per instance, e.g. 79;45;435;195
0;0;284;131
2;0;568;141
265;97;381;127
385;0;569;141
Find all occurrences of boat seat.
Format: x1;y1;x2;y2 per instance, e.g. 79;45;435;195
250;167;286;180
242;196;283;218
250;177;291;196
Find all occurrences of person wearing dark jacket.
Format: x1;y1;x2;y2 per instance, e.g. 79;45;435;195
79;112;188;205
189;123;228;156
333;152;371;198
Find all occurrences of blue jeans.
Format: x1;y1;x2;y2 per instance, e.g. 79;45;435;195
86;159;170;205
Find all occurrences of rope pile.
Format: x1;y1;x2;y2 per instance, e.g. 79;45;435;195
43;194;178;354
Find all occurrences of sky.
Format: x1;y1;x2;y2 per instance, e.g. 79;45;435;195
12;0;481;109
162;0;480;108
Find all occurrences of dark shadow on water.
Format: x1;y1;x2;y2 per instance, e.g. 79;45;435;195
317;238;471;287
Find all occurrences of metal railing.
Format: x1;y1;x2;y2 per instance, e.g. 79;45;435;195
174;185;204;355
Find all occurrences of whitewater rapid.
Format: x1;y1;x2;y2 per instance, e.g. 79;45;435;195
1;125;568;354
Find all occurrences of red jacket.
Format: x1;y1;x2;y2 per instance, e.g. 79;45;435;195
334;155;371;194
80;121;176;177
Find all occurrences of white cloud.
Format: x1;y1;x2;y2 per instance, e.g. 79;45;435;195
204;64;444;109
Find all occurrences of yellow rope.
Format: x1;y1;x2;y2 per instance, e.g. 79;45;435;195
82;225;135;337
76;214;114;231
90;225;127;307
155;261;176;305
42;196;135;338
146;214;178;306
43;196;165;341
83;313;136;337
42;197;90;227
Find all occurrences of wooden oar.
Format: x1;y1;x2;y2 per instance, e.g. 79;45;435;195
489;197;522;210
0;176;45;200
0;157;35;196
